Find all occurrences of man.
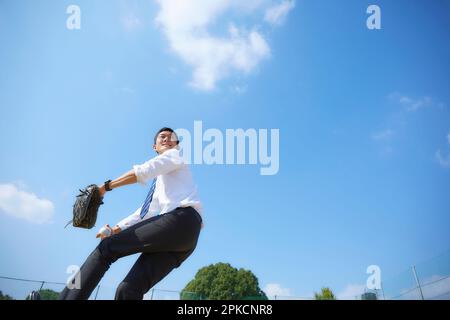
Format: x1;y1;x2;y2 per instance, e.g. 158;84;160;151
59;127;203;300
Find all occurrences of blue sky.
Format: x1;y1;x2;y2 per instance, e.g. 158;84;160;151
1;0;449;300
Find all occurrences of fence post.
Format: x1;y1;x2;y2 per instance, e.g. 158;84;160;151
94;285;100;300
380;282;386;300
412;265;424;300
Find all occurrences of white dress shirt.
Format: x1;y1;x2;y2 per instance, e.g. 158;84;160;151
116;148;203;230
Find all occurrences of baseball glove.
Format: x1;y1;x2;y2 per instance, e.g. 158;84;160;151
65;184;104;229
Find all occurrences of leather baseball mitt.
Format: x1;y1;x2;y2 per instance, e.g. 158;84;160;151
65;184;104;229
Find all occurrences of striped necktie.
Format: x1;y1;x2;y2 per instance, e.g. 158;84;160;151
139;178;157;219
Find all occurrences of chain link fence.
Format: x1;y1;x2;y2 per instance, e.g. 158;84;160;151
1;250;449;300
382;250;450;300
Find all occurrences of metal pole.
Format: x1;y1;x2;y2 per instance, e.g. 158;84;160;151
380;282;386;300
412;265;424;300
39;281;45;291
94;285;100;300
150;288;154;300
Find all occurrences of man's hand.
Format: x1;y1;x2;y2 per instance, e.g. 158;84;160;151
96;224;112;239
98;184;106;198
96;224;122;239
112;225;122;234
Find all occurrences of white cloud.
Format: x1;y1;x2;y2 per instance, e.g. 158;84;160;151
121;14;143;31
371;129;395;155
264;0;295;26
154;0;273;91
263;283;291;298
402;96;432;112
389;92;441;112
118;0;144;31
436;150;450;168
371;129;394;141
231;84;248;94
0;183;54;224
337;283;366;300
387;93;449;165
435;132;450;169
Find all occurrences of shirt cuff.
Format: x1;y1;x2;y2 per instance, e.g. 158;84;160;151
133;164;148;186
116;218;134;231
116;221;127;231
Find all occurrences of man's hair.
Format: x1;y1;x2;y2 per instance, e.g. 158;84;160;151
154;127;179;145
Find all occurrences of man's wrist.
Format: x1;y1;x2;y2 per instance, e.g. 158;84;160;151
112;225;122;234
104;179;113;191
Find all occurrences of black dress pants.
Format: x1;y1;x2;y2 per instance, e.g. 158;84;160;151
59;206;202;300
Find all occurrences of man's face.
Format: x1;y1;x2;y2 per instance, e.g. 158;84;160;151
153;130;178;154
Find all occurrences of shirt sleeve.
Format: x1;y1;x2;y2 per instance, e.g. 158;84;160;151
133;148;184;186
116;207;141;231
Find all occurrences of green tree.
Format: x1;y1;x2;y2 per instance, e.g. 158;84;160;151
314;287;336;300
39;289;60;300
180;262;267;300
0;290;14;300
25;289;60;300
